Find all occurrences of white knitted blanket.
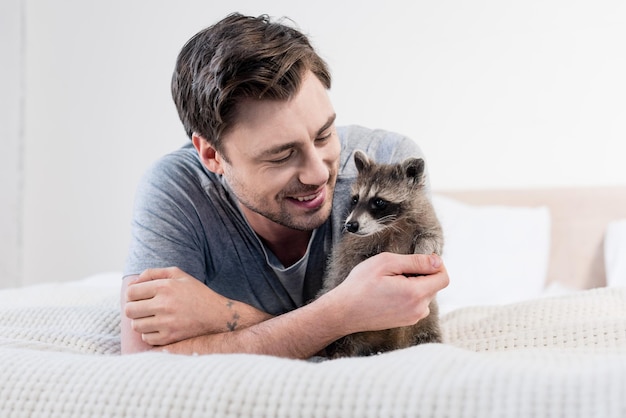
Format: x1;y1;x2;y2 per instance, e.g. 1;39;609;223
1;280;626;417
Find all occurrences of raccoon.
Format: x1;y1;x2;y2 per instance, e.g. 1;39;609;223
319;150;444;358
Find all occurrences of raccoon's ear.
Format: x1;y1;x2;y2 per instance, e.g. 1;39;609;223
403;158;425;184
353;150;371;174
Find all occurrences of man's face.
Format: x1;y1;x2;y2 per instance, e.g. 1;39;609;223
215;72;341;233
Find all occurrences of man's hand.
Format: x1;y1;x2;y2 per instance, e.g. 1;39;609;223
121;267;272;352
326;252;448;336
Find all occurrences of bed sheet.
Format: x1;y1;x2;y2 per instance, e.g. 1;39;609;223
1;278;626;417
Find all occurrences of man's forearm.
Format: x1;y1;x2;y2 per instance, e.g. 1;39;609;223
123;254;449;358
156;292;347;359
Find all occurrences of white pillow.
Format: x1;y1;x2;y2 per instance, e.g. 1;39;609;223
604;220;626;287
431;195;551;314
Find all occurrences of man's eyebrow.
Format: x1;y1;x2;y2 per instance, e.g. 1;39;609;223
317;113;337;137
258;114;337;159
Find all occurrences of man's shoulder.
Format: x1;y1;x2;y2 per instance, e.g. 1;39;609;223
135;142;223;205
336;125;425;176
145;142;202;177
140;142;217;188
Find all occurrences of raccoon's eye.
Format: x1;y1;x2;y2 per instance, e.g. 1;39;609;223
372;198;388;209
350;195;359;206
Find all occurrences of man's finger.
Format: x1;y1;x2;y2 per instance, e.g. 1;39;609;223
134;267;178;284
408;264;450;293
124;297;157;319
126;280;160;302
379;252;444;277
141;331;162;346
130;316;159;334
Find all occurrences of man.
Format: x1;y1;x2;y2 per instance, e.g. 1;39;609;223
121;13;449;358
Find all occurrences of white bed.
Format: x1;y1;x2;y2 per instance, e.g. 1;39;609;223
1;186;626;417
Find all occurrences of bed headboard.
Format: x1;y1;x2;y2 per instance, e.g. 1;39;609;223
436;186;626;290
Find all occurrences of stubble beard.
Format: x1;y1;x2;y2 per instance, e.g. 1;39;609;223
242;177;337;232
227;170;338;233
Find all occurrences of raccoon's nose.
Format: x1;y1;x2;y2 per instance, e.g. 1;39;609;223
345;221;359;233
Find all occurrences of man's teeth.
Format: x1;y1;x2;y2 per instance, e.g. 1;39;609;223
296;194;317;202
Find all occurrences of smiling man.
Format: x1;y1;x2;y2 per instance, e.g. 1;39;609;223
121;13;449;358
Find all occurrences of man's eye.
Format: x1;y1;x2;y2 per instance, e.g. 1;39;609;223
315;132;332;143
269;151;294;164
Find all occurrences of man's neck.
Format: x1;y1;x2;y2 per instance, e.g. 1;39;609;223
240;205;313;268
261;230;312;268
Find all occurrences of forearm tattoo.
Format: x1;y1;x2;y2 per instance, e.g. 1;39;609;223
225;300;240;332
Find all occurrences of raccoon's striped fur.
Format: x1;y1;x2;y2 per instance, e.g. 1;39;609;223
319;150;443;358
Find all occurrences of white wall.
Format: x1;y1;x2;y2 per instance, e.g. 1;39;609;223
0;0;23;288
4;0;626;287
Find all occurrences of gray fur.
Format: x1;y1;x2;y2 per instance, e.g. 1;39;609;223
318;150;444;358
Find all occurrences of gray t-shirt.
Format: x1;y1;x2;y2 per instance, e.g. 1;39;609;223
124;125;426;315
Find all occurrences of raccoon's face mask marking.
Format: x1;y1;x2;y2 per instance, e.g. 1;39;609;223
344;191;402;236
344;150;425;237
370;197;388;211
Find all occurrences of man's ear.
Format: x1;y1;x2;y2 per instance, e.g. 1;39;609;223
192;133;224;174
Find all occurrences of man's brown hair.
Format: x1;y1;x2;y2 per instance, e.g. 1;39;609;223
171;13;332;154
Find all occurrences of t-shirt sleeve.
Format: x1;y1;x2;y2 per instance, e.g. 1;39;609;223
123;156;207;280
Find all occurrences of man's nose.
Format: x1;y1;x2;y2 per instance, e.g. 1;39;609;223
299;149;329;186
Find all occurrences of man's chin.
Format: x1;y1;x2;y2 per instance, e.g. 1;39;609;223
283;214;329;232
281;205;332;232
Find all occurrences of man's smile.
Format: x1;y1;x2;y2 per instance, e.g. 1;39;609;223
287;187;327;210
